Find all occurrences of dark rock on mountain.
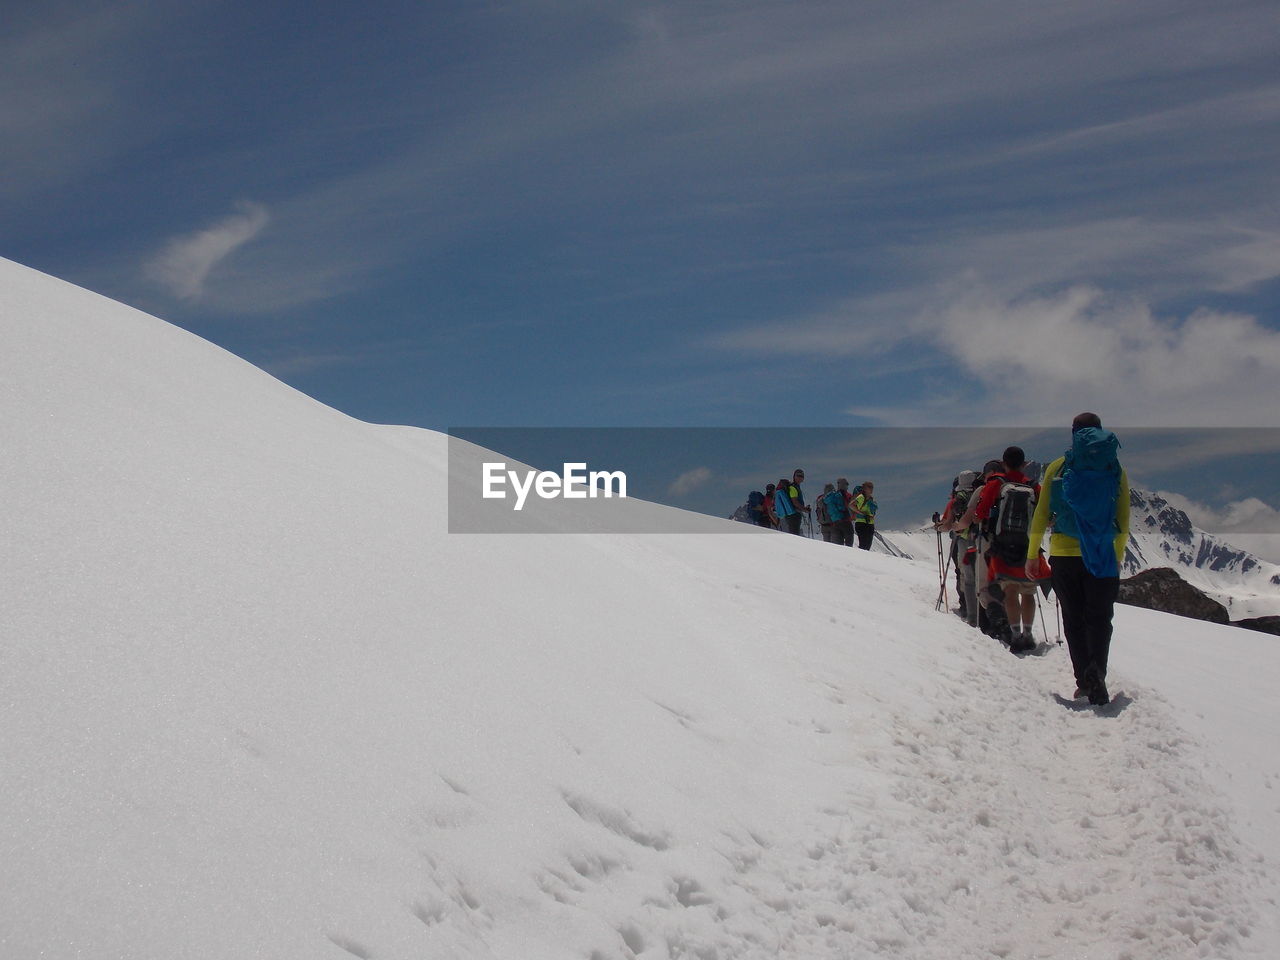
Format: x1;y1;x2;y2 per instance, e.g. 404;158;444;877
1133;489;1195;546
1118;567;1230;625
1232;616;1280;637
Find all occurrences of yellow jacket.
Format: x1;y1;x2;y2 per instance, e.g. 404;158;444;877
1027;456;1130;565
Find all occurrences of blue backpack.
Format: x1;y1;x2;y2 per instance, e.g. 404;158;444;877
823;489;850;522
1051;428;1122;577
775;485;796;517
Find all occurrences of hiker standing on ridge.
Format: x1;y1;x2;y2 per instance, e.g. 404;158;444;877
852;481;877;550
817;482;836;542
773;477;797;533
1028;413;1130;706
764;483;779;528
775;470;809;535
830;478;855;547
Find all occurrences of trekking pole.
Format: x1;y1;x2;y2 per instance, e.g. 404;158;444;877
933;520;950;612
944;550;953;593
1035;591;1051;646
936;551;953;612
931;522;952;611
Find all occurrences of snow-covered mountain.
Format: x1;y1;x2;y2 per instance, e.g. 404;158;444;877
4;255;1280;960
1126;489;1280;619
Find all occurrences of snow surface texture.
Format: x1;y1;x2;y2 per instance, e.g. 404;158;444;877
3;255;1278;959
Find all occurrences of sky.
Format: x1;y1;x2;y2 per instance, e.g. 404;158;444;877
4;0;1280;521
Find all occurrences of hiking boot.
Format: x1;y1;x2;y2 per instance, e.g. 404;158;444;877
1072;686;1089;699
1083;666;1110;706
1089;677;1110;706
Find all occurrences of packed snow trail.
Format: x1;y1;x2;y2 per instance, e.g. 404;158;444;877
721;632;1265;960
487;603;1266;960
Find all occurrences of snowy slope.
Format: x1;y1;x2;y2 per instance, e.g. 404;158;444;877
3;256;1278;959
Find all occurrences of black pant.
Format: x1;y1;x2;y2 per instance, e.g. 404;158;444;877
833;518;854;547
783;513;803;535
1051;555;1119;685
855;522;874;550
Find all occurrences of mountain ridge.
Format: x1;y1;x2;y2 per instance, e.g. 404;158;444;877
1126;488;1280;618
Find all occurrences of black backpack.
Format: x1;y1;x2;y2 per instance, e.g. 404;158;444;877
987;476;1036;564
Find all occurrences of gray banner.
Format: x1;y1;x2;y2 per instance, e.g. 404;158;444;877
447;427;1280;535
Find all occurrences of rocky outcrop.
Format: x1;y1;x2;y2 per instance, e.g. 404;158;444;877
1232;616;1280;637
1118;567;1230;624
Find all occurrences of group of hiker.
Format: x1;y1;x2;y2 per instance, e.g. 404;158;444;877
735;413;1127;706
746;469;879;550
933;413;1129;706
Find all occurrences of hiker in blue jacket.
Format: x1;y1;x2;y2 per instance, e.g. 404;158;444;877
827;478;855;547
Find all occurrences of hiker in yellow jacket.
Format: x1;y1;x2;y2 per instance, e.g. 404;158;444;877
852;481;877;550
1026;413;1130;705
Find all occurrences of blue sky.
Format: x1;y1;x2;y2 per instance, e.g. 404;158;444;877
5;0;1280;525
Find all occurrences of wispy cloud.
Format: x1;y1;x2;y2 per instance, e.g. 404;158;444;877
117;2;1278;316
911;220;1280;300
668;467;713;497
143;202;269;301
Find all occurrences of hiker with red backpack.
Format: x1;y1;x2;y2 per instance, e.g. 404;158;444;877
949;447;1041;652
763;483;779;528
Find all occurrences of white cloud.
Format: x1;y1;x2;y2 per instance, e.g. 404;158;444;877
1155;490;1280;537
144;202;269;301
1153;490;1280;564
920;282;1280;425
721;271;1280;427
668;467;713;497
